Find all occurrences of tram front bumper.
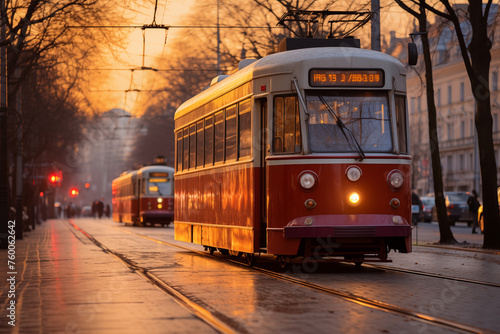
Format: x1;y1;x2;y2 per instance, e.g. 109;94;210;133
283;214;411;239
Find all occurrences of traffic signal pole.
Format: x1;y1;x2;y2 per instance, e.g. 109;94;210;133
0;0;9;249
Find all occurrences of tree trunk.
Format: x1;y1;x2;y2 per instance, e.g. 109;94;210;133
468;2;500;249
418;1;457;243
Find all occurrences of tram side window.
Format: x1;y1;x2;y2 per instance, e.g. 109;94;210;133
189;124;196;169
176;131;183;171
205;116;214;166
183;128;189;171
274;96;301;154
225;105;237;161
197;120;204;167
214;111;224;163
238;99;251;158
395;95;408;154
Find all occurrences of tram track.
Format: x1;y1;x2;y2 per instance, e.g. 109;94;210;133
68;221;240;334
364;263;500;288
92;223;499;334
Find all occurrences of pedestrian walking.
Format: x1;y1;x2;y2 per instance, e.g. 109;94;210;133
467;190;480;234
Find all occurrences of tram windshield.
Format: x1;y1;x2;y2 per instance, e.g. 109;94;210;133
146;177;172;196
306;91;392;154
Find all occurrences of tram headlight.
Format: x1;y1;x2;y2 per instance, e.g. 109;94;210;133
347;192;360;206
157;198;163;203
299;171;317;190
158;204;163;209
346;166;362;182
387;170;404;190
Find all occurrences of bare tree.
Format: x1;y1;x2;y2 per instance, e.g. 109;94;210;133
395;0;457;244
395;0;500;249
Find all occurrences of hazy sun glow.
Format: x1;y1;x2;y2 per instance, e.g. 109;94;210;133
86;0;195;116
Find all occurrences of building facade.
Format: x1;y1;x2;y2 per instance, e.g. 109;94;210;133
406;30;500;197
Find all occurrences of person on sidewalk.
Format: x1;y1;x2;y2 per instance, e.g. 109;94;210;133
467;190;480;234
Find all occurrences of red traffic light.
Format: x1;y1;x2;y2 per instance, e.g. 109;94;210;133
85;182;90;189
69;187;79;198
48;172;62;185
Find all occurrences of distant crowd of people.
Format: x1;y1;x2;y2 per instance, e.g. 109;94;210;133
91;199;110;219
56;198;110;219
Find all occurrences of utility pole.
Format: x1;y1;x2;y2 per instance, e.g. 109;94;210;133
0;0;9;249
371;0;381;51
15;68;23;239
216;0;221;75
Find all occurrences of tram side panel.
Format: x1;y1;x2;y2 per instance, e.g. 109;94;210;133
266;158;412;257
174;164;260;253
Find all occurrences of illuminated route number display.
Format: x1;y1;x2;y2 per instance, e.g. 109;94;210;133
309;69;384;87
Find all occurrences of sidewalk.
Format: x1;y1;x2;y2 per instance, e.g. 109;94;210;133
412;221;498;252
0;219;216;334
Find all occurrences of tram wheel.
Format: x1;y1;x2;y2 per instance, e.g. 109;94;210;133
245;253;256;266
207;247;216;255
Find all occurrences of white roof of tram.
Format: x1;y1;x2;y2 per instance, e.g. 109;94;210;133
174;47;405;120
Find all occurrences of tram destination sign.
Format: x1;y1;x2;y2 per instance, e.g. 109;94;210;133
309;69;384;87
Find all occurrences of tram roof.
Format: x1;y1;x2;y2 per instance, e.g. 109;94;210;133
174;47;404;120
137;165;175;176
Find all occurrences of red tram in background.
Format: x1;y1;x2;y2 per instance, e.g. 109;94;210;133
112;165;174;227
174;38;412;266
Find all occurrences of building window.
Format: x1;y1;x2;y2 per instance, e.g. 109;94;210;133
447;122;454;140
437;88;441;107
460;82;464;102
448;85;452;104
460;120;465;138
494;113;499;133
459;154;464;171
447;155;453;172
493;71;498;91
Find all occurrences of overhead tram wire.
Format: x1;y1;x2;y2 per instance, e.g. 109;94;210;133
66;24;286;30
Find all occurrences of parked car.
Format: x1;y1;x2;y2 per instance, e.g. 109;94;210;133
420;196;434;222
432;192;473;226
81;205;92;217
477;187;500;233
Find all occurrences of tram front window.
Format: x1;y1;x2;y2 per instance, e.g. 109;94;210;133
147;177;172;196
306;91;392;153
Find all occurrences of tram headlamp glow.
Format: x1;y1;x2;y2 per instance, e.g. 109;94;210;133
157;198;163;203
299;171;317;190
388;170;404;190
346;166;362;182
158;204;163;209
348;192;360;205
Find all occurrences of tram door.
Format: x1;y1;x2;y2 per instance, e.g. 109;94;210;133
259;99;268;249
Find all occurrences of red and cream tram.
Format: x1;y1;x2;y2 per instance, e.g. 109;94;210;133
174;38;412;265
112;165;174;227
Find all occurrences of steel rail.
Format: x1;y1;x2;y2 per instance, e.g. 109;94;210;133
68;221;240;334
365;263;500;288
